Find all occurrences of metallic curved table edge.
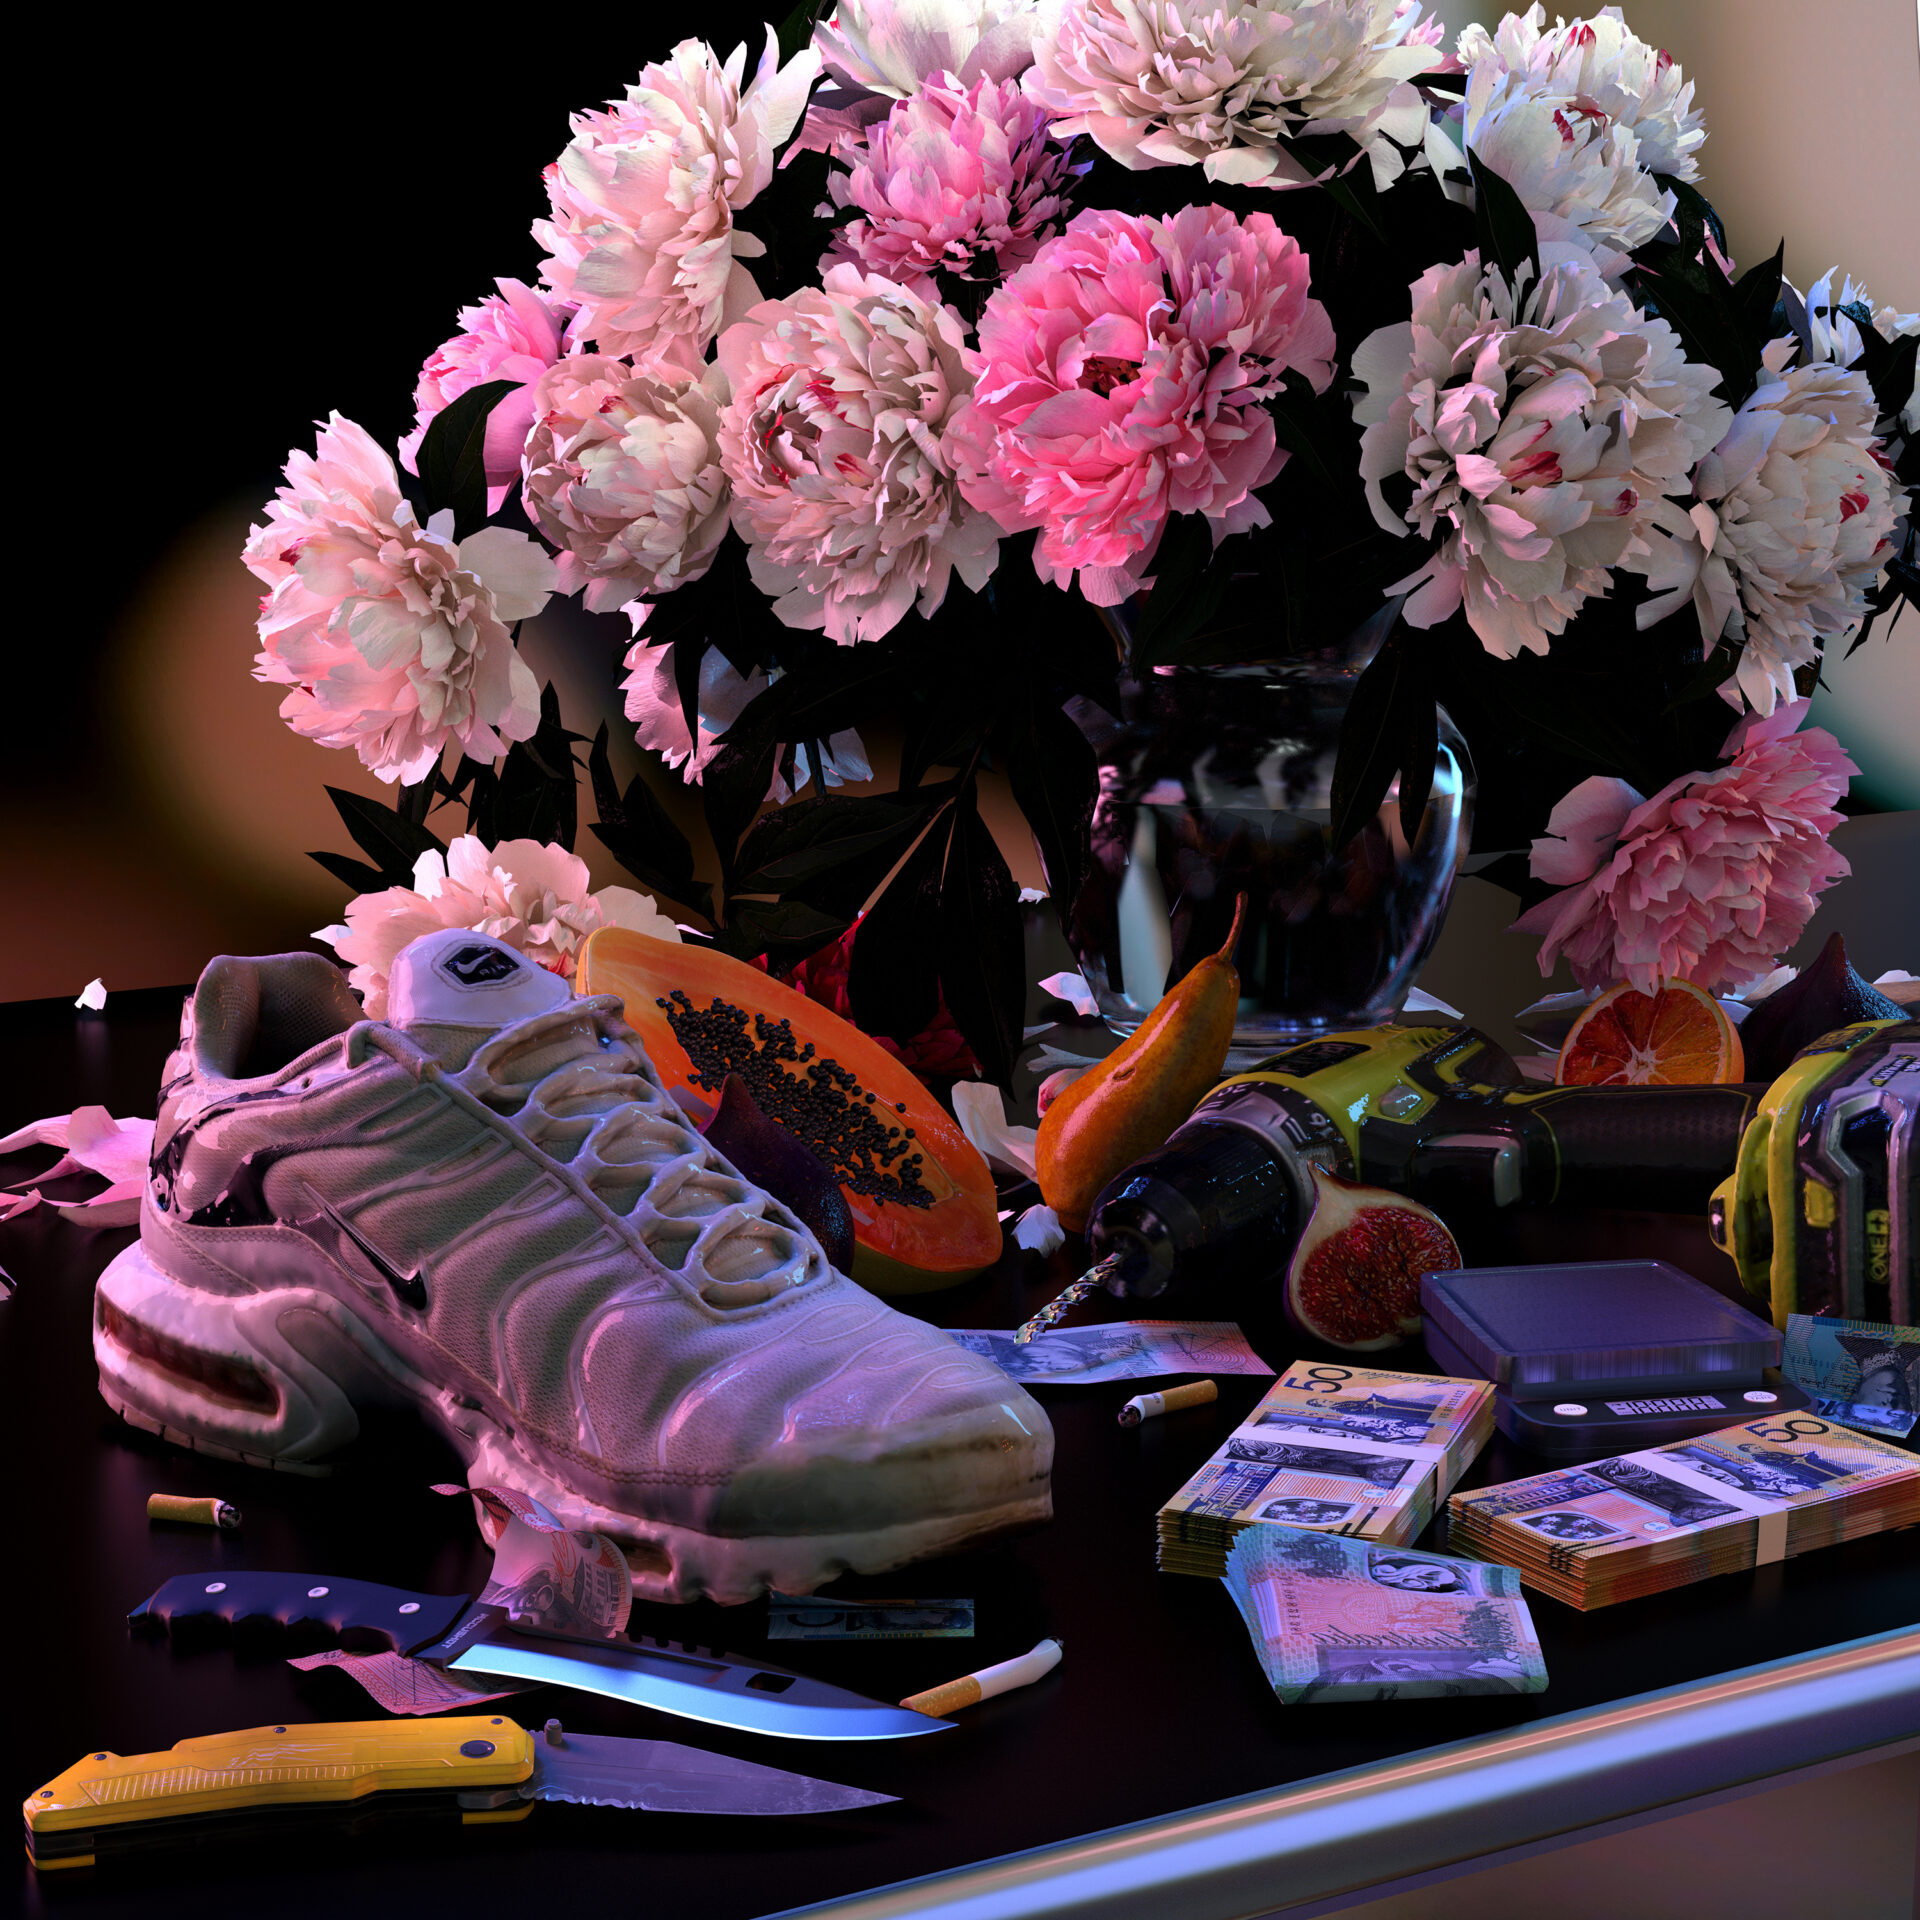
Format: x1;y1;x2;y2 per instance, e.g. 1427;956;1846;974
768;1624;1920;1920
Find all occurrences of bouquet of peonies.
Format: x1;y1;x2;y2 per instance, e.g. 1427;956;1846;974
251;1;1918;1083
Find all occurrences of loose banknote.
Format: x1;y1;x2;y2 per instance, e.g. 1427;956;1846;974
767;1595;974;1640
1223;1526;1547;1703
1448;1414;1920;1609
949;1321;1273;1385
1159;1362;1496;1567
1781;1315;1920;1440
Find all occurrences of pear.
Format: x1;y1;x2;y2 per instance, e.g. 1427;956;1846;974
700;1072;857;1273
1738;933;1904;1084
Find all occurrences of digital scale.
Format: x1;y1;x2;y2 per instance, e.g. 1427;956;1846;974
1419;1259;1814;1462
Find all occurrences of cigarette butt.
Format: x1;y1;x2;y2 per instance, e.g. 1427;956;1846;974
147;1494;240;1529
901;1637;1062;1717
1119;1378;1218;1426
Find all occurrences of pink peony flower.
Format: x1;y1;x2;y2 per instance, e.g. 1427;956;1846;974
1509;701;1856;996
1633;339;1902;714
534;33;821;368
1352;247;1727;658
822;71;1084;293
244;416;556;785
948;204;1336;605
716;265;1000;643
522;356;732;615
315;835;680;1019
621;637;871;800
1025;0;1446;194
397;280;571;512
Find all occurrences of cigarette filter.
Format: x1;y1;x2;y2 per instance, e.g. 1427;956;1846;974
901;1638;1062;1718
1119;1379;1218;1426
147;1494;241;1530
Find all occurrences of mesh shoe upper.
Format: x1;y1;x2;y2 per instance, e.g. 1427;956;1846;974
140;935;1047;1539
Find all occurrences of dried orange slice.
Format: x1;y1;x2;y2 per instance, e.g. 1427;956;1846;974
1556;980;1745;1086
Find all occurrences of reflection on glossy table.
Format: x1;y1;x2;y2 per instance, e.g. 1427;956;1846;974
3;989;1915;1920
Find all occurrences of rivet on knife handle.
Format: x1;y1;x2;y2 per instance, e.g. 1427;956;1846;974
129;1571;470;1654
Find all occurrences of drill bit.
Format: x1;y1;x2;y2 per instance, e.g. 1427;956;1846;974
1014;1253;1126;1343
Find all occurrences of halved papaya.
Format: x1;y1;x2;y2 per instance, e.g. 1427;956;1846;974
577;927;1001;1294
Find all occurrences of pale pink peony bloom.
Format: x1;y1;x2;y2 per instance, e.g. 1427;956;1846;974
1352;247;1727;659
716;266;999;643
397;280;571;512
315;835;681;1019
1509;700;1855;996
244;416;556;785
1634;339;1901;714
521;356;732;615
535;33;821;368
1456;6;1704;258
950;204;1336;605
620;637;871;802
823;71;1084;293
816;0;1042;99
1025;0;1446;194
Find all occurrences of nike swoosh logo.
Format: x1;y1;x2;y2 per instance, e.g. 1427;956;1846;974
298;1180;429;1311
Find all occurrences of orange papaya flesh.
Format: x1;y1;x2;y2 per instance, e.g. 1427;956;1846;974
577;928;1001;1293
1035;899;1243;1233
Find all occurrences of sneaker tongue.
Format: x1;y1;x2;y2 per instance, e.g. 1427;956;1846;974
386;930;574;1030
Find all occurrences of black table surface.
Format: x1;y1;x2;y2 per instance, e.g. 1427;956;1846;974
4;989;1916;1920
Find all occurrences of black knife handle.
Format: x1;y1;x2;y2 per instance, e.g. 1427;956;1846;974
129;1571;470;1655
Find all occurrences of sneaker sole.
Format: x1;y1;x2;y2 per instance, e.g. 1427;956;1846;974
95;1241;1051;1605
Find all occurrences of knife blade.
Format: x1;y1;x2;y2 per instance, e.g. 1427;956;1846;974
129;1571;951;1742
25;1715;897;1871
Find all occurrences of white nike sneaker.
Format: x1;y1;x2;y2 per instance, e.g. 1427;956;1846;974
95;929;1051;1603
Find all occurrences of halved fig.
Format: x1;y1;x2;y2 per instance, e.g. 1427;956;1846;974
1284;1167;1462;1353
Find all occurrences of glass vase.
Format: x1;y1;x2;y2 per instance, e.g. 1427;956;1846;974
1061;623;1474;1060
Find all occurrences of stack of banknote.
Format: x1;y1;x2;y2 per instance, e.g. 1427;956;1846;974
1157;1362;1496;1572
1781;1315;1920;1440
1223;1526;1548;1703
1447;1413;1920;1609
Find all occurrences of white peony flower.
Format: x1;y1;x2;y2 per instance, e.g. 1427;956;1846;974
816;0;1042;98
1025;0;1446;192
315;835;680;1019
1457;5;1704;257
244;416;556;786
1633;339;1901;714
621;639;872;802
1799;267;1919;435
521;355;732;615
534;33;821;368
1352;245;1729;658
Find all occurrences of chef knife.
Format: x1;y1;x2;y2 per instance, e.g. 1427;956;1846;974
130;1571;951;1741
26;1713;898;1871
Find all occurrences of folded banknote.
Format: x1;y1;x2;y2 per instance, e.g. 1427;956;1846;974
949;1321;1273;1385
1781;1315;1919;1440
1223;1526;1547;1704
766;1596;974;1640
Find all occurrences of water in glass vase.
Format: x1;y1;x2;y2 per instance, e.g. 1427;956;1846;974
1062;660;1473;1059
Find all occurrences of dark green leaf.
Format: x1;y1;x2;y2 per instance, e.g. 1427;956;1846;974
722;645;909;749
489;683;584;849
1625;264;1755;403
1328;617;1424;850
1397;684;1439;845
672;632;708;745
1654;173;1728;261
937;784;1027;1091
415;379;515;541
732;790;941;899
846;809;952;1042
774;0;829;61
722;898;850;960
306;849;390;894
1467;148;1540;291
1864;330;1916;423
1268;368;1341;492
1128;514;1217;667
325;786;448;886
1731;242;1785;349
587;723;713;920
1320;168;1387;246
1660;636;1743;713
996;693;1097;909
702;730;781;889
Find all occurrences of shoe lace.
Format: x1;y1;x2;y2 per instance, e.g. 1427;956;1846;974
377;996;824;1311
